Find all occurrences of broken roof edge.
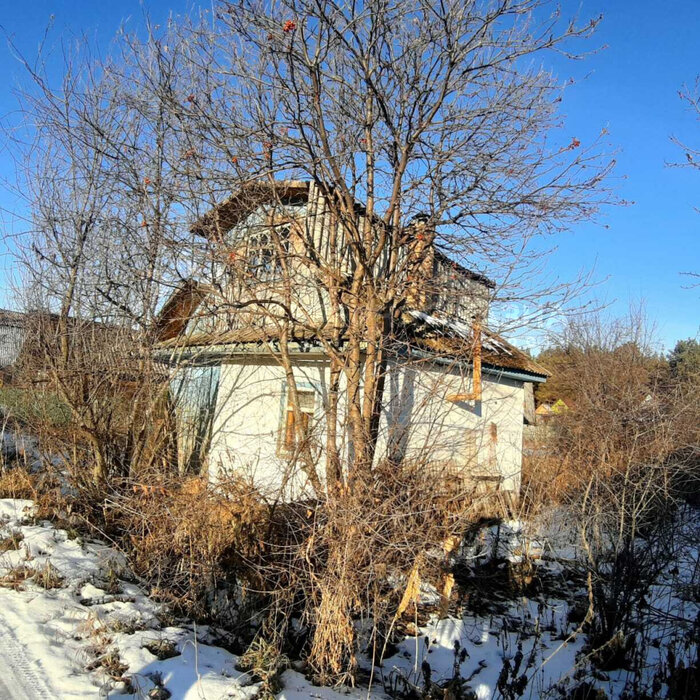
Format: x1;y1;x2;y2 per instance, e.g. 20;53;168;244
405;310;550;380
154;280;213;342
190;180;311;238
154;334;549;383
153;305;549;381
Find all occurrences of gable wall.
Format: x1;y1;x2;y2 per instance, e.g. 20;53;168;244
193;184;491;336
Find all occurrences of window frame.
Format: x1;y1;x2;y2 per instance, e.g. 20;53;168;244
245;217;294;283
278;387;316;457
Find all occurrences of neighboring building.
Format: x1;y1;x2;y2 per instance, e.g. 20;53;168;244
535;402;553;420
534;399;570;424
0;310;26;369
0;309;120;380
551;399;570;414
156;180;549;499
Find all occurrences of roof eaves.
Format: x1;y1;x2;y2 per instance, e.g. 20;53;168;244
190;180;311;238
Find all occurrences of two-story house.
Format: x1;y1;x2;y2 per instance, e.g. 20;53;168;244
156;180;549;500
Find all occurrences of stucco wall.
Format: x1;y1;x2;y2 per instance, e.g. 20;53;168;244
206;354;524;498
207;358;326;498
376;359;524;492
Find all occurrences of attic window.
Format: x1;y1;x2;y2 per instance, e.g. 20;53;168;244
281;389;315;454
248;223;291;280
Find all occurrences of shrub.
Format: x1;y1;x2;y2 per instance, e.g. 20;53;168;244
55;457;490;687
525;312;700;684
98;476;270;622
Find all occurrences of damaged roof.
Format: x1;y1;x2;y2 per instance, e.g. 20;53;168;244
190;180;310;238
404;310;549;380
155;289;548;381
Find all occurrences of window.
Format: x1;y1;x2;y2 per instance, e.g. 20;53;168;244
248;223;291;281
281;389;315;453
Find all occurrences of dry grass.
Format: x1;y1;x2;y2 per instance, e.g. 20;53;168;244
520;450;578;517
0;529;24;553
86;650;128;679
33;562;64;589
100;476;269;620
80;611;128;679
238;636;290;696
143;638;179;660
0;564;35;590
231;460;494;686
0;467;36;499
46;459;490;686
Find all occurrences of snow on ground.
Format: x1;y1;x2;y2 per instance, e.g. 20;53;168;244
0;498;378;699
0;428;42;470
380;511;699;698
0;499;260;698
1;497;697;699
380;590;586;698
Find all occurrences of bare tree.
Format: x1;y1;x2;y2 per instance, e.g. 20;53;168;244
5;0;619;684
525;309;698;680
8;1;615;485
146;0;613;490
672;76;700;287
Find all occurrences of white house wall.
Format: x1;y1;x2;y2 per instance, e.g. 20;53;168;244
206;354;524;498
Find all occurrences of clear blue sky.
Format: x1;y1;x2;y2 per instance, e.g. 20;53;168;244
0;1;698;351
